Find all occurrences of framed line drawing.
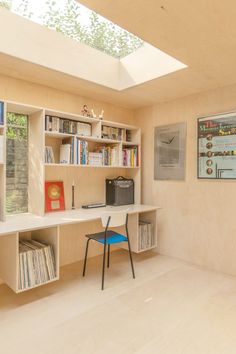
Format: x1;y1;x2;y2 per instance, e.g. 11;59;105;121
198;111;236;179
154;122;187;180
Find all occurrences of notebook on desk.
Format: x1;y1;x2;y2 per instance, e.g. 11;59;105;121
82;203;106;209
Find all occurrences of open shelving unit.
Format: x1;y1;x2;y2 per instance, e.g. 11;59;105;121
0;100;141;219
44;113;140;169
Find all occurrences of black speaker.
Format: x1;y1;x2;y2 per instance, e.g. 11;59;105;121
106;176;134;206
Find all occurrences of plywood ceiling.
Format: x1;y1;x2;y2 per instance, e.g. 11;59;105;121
1;0;236;109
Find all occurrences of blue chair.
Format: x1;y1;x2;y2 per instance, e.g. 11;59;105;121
82;212;135;290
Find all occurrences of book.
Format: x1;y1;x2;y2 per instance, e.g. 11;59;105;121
60;143;71;164
45;146;55;164
77;122;91;136
45;181;65;212
0;135;4;163
0;102;4;125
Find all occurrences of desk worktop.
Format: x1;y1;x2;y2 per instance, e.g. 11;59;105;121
0;205;161;236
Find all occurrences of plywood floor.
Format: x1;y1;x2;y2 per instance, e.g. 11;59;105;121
1;250;236;354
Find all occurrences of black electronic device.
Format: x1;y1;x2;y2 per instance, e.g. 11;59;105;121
82;203;106;209
106;176;134;206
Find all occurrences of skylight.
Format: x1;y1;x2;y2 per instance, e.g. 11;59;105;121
0;0;144;59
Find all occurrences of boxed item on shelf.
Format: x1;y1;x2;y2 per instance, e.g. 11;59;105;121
77;121;92;136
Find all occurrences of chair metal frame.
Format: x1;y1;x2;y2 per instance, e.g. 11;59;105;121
82;213;135;290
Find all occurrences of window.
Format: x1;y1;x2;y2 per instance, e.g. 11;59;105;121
6;112;28;214
0;0;144;59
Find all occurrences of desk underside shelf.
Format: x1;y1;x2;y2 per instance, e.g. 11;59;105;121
0;205;160;292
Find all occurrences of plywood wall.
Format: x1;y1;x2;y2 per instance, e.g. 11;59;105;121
135;82;236;276
0;74;134;125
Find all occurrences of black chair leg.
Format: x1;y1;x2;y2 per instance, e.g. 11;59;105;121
107;244;110;268
101;243;107;290
82;238;90;277
127;239;135;279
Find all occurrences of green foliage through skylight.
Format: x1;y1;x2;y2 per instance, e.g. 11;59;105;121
0;0;144;59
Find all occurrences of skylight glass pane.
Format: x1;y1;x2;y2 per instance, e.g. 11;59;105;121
0;0;144;59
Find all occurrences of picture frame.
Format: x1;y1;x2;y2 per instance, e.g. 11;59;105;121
45;181;65;212
154;122;186;180
198;111;236;179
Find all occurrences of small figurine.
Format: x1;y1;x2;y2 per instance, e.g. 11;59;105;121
99;109;104;120
91;109;96;118
81;104;91;117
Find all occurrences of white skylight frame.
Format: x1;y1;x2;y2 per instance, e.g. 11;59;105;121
0;6;187;90
7;0;145;60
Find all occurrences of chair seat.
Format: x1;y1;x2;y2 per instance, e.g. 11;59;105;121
86;230;128;245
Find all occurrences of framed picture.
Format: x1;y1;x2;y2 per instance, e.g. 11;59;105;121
198;111;236;179
154;122;186;180
45;181;65;212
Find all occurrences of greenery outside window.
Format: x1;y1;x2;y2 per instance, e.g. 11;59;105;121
6;112;28;214
0;0;144;59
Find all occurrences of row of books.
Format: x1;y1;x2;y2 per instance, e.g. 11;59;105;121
59;139;89;165
46;140;137;167
94;145;119;166
45;146;55;164
102;125;126;141
45;115;92;136
73;139;89;165
123;146;139;167
138;221;155;251
0;102;4;125
19;240;56;290
59;139;120;166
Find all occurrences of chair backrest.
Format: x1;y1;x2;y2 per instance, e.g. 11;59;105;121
101;211;128;228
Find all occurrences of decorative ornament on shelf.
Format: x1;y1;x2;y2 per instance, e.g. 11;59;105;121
91;109;97;118
81;104;91;117
99;109;104;120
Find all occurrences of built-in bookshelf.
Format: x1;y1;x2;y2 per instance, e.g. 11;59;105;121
44;113;140;168
0;100;141;221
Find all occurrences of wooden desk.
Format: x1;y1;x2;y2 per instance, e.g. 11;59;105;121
0;205;160;293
